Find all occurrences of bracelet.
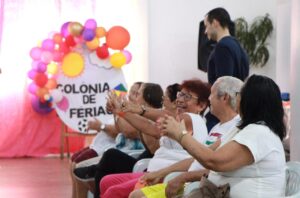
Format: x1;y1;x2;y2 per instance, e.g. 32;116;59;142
178;130;188;144
140;105;146;116
118;111;126;117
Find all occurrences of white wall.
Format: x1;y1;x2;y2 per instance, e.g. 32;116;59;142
276;0;291;93
290;0;300;161
147;0;277;89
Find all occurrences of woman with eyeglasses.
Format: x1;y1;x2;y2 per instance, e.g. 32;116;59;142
98;79;211;198
160;75;286;197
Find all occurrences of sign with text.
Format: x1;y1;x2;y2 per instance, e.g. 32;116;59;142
55;50;127;134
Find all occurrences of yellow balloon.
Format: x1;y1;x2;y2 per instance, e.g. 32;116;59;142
110;52;126;68
86;38;99;50
61;52;84;77
47;62;58;74
96;27;106;38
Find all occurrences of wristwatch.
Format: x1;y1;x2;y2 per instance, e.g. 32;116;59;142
100;124;106;131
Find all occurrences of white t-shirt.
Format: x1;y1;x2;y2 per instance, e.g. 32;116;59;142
89;118;116;155
147;113;208;172
188;115;240;171
208;124;286;198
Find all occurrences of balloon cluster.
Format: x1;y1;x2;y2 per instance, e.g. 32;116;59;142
27;19;132;114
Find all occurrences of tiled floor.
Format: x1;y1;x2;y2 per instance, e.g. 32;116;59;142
0;157;72;198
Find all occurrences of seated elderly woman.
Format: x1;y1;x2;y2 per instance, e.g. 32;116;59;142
159;74;286;197
98;79;211;198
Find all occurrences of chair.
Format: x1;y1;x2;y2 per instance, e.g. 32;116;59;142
132;158;151;173
60;121;96;159
285;161;300;197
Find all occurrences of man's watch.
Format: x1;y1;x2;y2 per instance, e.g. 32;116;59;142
100;124;106;131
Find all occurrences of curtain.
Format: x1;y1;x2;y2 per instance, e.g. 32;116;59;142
0;0;102;157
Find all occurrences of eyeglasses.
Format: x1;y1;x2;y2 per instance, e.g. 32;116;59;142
176;91;198;101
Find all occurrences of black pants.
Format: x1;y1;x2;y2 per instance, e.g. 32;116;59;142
94;148;153;198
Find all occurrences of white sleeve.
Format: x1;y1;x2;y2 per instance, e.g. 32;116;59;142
232;124;278;163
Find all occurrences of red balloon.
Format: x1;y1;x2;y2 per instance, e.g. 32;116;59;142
96;44;109;59
106;26;130;50
34;73;48;87
65;35;76;47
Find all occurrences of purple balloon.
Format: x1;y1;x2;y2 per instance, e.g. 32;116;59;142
31;96;53;114
36;62;47;73
84;19;97;30
82;29;95;41
61;21;70;38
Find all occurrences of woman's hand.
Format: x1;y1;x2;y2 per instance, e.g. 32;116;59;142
139;171;164;186
165;174;185;198
122;101;142;114
159;115;184;141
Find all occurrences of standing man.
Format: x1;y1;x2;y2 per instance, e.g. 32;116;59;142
205;7;249;85
204;7;249;131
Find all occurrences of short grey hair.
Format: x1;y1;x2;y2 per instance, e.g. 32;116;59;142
215;76;243;111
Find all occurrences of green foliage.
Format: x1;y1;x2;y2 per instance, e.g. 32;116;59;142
235;14;273;67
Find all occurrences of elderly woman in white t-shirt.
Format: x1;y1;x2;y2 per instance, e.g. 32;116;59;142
161;74;286;198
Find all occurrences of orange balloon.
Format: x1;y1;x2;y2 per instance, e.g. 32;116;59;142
96;27;106;38
106;26;130;50
86;38;99;50
45;78;57;89
36;87;49;98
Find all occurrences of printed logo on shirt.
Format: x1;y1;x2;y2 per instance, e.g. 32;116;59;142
205;132;222;145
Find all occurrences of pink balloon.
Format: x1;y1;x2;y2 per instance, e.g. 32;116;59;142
27;69;37;79
41;51;53;63
56;96;69;112
84;19;97;30
30;47;42;60
42;39;55;51
52;51;63;62
122;50;132;64
28;83;38;95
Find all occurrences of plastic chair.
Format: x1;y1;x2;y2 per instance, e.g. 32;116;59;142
285;161;300;197
132;158;151;173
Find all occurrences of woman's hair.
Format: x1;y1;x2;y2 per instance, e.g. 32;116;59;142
216;76;243;111
206;7;235;36
143;83;163;108
181;78;211;107
238;75;286;140
133;81;143;88
166;83;181;102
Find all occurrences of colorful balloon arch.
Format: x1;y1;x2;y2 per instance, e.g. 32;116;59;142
27;19;132;114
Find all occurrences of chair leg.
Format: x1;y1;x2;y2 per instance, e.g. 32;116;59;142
66;135;70;158
60;126;65;159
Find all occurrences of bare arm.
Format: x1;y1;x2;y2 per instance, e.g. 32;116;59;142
87;118;119;138
161;116;254;172
114;116;140;139
122;112;161;139
123;101;176;122
139;158;194;185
